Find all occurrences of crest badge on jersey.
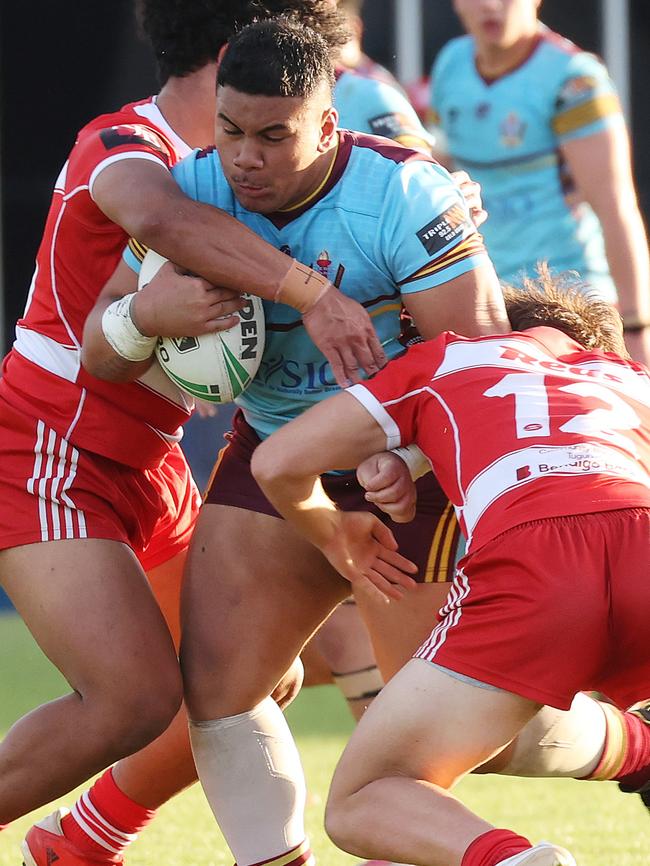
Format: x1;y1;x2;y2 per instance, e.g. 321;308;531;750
315;250;332;280
500;112;527;147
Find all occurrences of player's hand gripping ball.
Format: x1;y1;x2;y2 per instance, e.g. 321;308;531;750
138;250;265;403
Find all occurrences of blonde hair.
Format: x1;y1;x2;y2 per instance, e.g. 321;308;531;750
503;264;628;359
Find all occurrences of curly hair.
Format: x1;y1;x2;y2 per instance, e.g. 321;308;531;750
135;0;348;83
503;263;628;358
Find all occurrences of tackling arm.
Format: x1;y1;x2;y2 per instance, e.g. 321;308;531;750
251;392;418;598
81;259;244;382
92;159;386;386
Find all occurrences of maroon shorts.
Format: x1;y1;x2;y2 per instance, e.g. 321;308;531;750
205;411;460;583
415;508;650;709
0;399;200;572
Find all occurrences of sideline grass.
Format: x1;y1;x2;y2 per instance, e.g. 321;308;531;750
1;612;648;864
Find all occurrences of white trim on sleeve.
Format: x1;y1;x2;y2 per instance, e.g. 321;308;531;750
347;384;402;450
88;152;169;200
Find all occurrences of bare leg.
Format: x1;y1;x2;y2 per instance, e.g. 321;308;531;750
181;503;349;866
304;600;382;721
0;539;182;823
181;504;350;719
326;659;540;866
354;580;449;680
111;550;197;808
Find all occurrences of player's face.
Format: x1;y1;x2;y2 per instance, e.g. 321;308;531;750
453;0;541;48
215;84;339;214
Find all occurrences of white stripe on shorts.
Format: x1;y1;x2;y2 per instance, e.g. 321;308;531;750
27;421;87;541
414;568;470;661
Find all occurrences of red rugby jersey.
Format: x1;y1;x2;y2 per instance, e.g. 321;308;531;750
350;327;650;552
1;98;194;468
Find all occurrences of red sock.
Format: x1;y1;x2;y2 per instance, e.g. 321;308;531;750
61;769;156;859
461;829;532;866
615;708;650;791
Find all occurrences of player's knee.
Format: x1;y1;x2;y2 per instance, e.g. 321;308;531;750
95;660;183;755
272;656;304;710
324;795;360;854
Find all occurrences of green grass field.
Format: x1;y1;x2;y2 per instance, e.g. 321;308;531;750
1;611;648;865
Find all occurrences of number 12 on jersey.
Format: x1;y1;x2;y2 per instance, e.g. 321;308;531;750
484;372;641;457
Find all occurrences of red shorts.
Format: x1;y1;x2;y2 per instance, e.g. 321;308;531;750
205;411;460;583
415;508;650;710
0;399;200;572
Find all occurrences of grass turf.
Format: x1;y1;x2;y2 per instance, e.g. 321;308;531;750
1;612;648;865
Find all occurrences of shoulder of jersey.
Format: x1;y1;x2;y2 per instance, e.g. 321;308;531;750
344;129;435;166
433;35;473;73
77;97;156;138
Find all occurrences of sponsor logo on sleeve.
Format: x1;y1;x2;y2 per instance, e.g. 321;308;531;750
369;112;417;139
99;124;169;155
416;204;471;255
556;75;598;109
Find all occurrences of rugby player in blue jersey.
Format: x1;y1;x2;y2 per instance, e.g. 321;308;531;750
430;0;650;364
113;19;506;866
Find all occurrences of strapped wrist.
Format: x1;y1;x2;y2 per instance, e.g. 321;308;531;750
275;259;332;314
390;444;431;481
101;293;157;362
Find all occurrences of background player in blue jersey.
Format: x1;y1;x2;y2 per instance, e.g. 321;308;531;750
430;0;650;364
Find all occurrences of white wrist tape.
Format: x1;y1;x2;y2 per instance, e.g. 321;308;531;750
101;293;157;362
390;444;431;481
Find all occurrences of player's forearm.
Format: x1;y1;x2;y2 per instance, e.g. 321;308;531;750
599;205;650;322
82;299;155;382
93;160;324;309
252;449;341;551
134;197;296;302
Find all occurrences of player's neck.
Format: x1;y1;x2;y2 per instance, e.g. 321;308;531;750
475;29;540;82
156;63;218;149
278;138;340;214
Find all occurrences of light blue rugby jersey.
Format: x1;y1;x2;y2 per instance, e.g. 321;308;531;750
125;130;487;438
431;26;623;300
334;66;435;152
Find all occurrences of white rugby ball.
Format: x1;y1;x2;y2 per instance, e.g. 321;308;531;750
137;249;265;404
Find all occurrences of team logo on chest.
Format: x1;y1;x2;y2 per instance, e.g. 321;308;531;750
500;111;527;147
309;250;345;288
315;249;332;279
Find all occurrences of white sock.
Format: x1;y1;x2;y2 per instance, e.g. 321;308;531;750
499;692;607;778
189;697;309;866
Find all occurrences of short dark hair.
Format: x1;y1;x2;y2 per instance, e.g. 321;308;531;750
503;264;628;358
218;18;335;98
136;1;348;84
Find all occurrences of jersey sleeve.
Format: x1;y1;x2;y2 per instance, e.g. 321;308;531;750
377;159;489;293
551;51;623;144
69;123;175;201
353;76;435;152
347;338;446;448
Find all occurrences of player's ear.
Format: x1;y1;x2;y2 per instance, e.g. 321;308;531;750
317;106;339;152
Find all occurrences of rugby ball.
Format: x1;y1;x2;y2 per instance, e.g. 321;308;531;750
137;249;265;403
